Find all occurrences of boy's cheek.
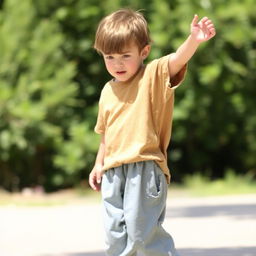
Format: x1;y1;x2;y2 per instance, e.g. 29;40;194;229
104;64;111;73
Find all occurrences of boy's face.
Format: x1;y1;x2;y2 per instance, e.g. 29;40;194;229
102;43;150;82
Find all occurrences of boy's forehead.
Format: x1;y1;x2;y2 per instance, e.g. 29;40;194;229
105;43;140;55
121;44;138;53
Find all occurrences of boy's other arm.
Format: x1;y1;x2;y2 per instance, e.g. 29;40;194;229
169;14;216;79
89;134;105;191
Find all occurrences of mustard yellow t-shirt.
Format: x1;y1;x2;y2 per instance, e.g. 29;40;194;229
94;54;187;182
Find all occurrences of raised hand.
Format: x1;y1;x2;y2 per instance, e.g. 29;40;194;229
190;14;216;43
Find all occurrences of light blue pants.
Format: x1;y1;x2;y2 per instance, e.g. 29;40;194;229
101;160;179;256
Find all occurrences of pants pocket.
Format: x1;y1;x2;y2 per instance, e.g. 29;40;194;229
145;162;166;199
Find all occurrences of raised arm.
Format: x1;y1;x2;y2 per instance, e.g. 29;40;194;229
169;14;216;78
89;134;105;191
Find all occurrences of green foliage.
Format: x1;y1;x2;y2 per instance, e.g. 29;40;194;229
53;121;99;187
166;0;256;181
0;0;255;191
182;170;256;196
0;0;97;191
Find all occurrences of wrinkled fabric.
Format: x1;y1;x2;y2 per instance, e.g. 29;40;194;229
101;160;179;256
95;55;187;182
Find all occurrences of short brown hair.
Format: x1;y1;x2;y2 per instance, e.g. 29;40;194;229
94;9;151;54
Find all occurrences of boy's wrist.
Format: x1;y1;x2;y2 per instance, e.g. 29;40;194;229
94;162;103;169
188;34;202;45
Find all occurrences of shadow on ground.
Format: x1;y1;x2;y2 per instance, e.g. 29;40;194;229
179;247;256;256
42;246;256;256
166;203;256;219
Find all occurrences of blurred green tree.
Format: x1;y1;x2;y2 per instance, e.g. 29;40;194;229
0;0;98;191
0;0;255;191
160;0;256;180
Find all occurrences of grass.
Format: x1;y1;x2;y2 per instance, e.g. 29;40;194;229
175;170;256;197
0;171;255;206
0;187;101;207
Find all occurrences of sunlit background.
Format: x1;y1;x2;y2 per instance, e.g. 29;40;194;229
0;0;255;194
0;0;256;256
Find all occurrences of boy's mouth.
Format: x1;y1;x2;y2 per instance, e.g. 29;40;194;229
116;71;126;75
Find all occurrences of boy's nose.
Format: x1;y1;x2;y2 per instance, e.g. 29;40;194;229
114;59;124;67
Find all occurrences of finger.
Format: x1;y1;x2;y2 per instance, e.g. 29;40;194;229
205;19;213;25
205;23;216;37
90;172;101;191
200;16;209;24
203;19;213;33
191;14;199;26
94;181;101;191
211;27;216;35
207;24;215;29
209;27;216;38
89;174;97;190
96;171;103;184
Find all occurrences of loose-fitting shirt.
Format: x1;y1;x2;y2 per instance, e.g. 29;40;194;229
95;54;187;182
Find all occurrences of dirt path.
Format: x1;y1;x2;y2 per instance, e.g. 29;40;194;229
0;194;256;256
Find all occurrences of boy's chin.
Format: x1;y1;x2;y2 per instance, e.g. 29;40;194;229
114;77;129;83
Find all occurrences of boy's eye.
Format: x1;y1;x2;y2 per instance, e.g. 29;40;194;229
105;55;114;60
123;54;131;58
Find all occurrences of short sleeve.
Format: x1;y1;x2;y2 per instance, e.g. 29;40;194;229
94;100;105;134
158;54;187;89
169;62;187;89
148;54;187;103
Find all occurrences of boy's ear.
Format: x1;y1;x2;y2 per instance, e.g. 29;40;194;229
141;45;151;60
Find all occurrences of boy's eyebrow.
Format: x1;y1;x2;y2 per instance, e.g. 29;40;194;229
104;51;131;55
120;51;132;54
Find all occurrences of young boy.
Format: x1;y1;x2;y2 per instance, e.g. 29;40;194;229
89;9;215;256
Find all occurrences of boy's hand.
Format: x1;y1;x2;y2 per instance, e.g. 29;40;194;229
190;14;216;43
89;164;104;191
